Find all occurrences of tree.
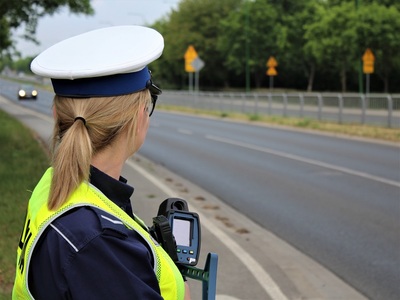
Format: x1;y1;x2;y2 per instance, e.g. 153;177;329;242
150;0;243;90
218;0;281;89
355;3;400;92
151;0;239;90
303;0;400;93
0;0;93;57
12;56;35;73
271;0;318;91
329;0;400;10
304;2;359;92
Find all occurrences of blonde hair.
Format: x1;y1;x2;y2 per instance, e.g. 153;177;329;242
48;90;151;210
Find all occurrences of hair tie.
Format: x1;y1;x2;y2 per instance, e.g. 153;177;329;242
74;116;86;125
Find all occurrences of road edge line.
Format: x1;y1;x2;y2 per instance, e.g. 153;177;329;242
126;159;288;300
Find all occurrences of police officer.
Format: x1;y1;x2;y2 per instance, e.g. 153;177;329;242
13;26;190;299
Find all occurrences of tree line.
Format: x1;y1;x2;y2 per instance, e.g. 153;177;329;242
1;0;399;93
149;0;400;93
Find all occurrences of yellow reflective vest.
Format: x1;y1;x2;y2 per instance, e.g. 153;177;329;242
13;167;185;299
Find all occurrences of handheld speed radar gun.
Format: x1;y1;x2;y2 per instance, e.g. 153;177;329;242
150;198;218;300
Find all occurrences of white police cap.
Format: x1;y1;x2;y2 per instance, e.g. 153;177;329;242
31;25;164;97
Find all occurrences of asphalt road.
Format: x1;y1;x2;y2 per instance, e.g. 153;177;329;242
1;79;399;299
139;112;400;300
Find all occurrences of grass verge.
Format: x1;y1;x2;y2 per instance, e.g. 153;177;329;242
0;110;49;299
158;105;400;142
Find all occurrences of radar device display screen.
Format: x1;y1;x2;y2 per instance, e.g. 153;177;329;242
170;211;200;266
173;218;191;246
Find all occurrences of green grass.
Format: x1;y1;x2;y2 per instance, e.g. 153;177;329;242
0;110;49;299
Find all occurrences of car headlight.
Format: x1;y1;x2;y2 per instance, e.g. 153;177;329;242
19;90;26;97
32;90;38;96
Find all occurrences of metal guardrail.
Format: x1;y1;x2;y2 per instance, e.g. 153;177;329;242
2;74;398;128
162;91;400;128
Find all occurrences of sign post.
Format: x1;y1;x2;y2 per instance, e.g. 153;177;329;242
362;48;375;95
266;56;278;90
184;45;198;93
191;57;205;94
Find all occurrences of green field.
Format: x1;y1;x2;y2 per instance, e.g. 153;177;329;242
0;110;49;299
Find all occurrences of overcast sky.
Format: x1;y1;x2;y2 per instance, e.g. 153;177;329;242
14;0;180;57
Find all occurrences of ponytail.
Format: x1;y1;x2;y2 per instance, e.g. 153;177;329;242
48;91;150;210
48;117;92;210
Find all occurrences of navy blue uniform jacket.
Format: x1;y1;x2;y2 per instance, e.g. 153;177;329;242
28;166;163;299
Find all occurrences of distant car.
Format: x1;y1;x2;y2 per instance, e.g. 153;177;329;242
18;85;38;100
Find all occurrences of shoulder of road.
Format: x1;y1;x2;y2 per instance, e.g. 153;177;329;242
0;95;367;300
160;107;399;147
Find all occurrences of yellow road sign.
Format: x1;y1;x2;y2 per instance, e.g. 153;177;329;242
266;56;278;68
362;48;375;63
267;67;277;76
184;45;198;72
363;64;374;74
185;62;195;72
362;48;375;74
184;45;198;60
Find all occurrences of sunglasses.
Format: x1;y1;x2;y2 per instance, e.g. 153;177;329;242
146;70;162;117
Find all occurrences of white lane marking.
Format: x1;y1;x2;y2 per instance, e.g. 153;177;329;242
126;159;288;300
216;296;241;300
178;129;193;135
206;135;400;188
